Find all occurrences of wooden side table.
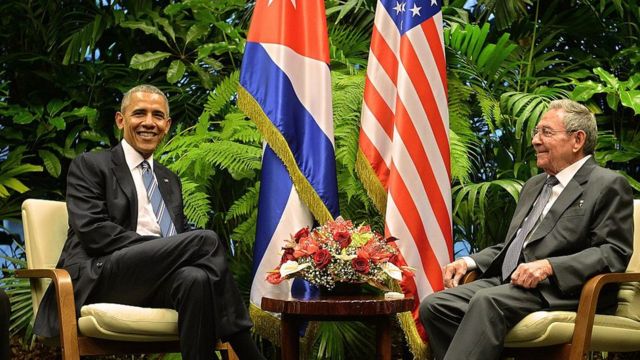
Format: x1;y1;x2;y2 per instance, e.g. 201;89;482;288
261;293;413;360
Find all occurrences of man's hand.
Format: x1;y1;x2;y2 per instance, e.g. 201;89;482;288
510;259;553;288
443;259;468;288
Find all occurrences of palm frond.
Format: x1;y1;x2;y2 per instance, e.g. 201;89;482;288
500;90;566;143
219;112;262;144
225;182;260;222
332;72;366;172
204;71;240;117
180;180;212;228
444;23;519;90
313;321;375;360
230;211;258;244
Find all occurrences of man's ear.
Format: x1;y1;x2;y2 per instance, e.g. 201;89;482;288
573;130;586;153
115;112;125;129
165;117;172;134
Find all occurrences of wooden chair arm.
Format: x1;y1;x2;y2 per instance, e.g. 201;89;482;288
568;271;640;360
462;270;479;284
15;268;80;359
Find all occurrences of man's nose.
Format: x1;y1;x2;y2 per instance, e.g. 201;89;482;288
141;114;156;126
531;132;542;146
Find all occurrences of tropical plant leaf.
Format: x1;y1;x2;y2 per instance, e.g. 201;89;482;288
38;150;62;178
167;60;186;84
181;180;211;228
204;71;240;116
120;20;168;45
225;182;260;221
130;51;172;70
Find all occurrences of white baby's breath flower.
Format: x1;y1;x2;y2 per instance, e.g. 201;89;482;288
280;260;310;277
381;262;403;280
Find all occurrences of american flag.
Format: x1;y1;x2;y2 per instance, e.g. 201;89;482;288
356;0;451;350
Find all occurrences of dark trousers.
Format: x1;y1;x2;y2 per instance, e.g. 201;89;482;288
419;277;546;360
86;230;253;360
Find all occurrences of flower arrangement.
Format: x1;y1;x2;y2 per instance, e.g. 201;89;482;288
266;217;413;291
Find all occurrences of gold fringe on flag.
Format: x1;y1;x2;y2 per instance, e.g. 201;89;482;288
238;85;334;225
355;148;387;215
397;312;429;359
389;282;429;359
249;304;281;345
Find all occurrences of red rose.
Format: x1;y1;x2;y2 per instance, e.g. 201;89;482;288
294;227;310;243
313;248;332;269
333;231;352;249
266;271;284;284
388;254;399;265
352;257;370;274
280;248;295;264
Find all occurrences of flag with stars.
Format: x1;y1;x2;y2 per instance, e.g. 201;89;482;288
238;0;340;340
355;0;450;356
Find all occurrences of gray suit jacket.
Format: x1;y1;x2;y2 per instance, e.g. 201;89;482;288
34;143;189;337
469;157;634;309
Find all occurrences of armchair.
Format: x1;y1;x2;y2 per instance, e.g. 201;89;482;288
16;199;238;360
463;199;640;359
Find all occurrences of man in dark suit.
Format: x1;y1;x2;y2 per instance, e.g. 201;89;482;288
419;99;634;360
34;85;265;360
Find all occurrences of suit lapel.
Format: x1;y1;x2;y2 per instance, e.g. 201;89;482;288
110;144;138;227
526;158;595;244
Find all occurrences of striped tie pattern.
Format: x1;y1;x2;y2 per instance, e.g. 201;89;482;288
501;176;559;281
140;160;176;237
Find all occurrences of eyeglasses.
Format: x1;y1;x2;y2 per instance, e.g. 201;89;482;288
531;127;576;138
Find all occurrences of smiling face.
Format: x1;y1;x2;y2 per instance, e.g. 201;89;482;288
115;91;171;158
532;108;586;175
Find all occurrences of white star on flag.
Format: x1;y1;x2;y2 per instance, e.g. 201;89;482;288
268;0;296;8
393;1;406;14
410;4;422;16
431;0;438;5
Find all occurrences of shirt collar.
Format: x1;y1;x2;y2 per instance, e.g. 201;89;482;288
121;139;153;171
552;155;591;187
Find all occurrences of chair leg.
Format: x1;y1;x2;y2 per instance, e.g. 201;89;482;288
218;341;239;360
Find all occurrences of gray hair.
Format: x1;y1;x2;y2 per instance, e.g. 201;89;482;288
547;99;597;155
120;84;170;115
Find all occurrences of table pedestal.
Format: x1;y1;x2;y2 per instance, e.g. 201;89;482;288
262;294;414;360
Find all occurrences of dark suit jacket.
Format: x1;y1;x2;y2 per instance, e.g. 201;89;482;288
469;157;634;310
34;143;189;337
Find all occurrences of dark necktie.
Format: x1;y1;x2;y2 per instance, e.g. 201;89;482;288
501;176;559;280
140;160;176;237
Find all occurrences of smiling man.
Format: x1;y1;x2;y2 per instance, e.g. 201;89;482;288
419;99;634;360
34;85;266;360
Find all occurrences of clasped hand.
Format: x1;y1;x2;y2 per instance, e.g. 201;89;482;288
442;259;553;289
509;259;553;288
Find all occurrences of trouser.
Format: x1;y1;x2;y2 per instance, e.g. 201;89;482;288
419;277;546;360
86;229;253;360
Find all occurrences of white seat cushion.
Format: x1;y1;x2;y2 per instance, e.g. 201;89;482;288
505;310;640;351
80;303;178;338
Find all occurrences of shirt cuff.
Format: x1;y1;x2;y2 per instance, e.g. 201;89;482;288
462;256;477;271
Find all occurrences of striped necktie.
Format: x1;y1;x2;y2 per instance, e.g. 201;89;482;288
140;160;176;237
501;176;559;281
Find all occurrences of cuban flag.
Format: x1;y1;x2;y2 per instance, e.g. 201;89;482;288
238;0;340;331
356;0;450;356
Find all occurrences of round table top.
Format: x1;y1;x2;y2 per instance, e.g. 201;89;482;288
261;293;414;316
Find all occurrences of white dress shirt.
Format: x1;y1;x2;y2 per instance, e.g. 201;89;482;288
121;139;162;236
463;155;592;270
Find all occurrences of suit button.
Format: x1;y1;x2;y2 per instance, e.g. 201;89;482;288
96;262;103;267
